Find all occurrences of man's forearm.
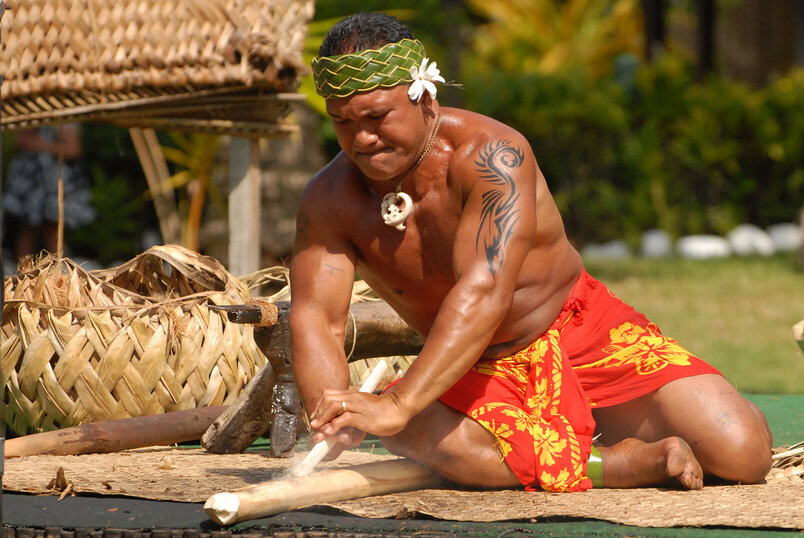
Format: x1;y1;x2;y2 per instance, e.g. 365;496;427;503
290;313;352;414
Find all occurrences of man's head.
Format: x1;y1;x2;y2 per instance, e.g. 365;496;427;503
318;13;413;57
313;14;447;182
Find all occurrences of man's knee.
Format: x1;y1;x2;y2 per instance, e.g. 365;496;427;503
709;413;772;484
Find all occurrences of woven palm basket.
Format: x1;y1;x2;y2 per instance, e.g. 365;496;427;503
1;245;269;436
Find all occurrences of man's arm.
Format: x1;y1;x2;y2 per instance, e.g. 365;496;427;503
288;181;358;425
310;134;539;437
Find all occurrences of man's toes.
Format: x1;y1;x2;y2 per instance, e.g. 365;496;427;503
678;467;703;490
665;438;703;490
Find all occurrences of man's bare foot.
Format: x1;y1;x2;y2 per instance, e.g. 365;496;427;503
598;437;703;490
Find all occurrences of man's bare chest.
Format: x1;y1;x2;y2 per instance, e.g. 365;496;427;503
349;191;462;301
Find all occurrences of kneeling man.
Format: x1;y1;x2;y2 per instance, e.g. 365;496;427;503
289;12;772;492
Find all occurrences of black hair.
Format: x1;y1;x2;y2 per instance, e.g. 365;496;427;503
318;13;414;57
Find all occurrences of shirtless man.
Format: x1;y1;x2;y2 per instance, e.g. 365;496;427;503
289;13;772;492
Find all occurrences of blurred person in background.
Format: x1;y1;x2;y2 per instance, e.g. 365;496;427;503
3;124;95;263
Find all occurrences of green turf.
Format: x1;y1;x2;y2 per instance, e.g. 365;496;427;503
746;394;804;446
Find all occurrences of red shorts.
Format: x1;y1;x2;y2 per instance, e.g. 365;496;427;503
558;269;721;407
438;268;721;492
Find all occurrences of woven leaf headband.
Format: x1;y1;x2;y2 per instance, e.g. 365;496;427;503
312;38;431;99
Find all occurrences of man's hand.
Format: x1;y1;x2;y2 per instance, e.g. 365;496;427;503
309;389;411;453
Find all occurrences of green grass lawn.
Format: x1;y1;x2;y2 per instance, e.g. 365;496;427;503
583;254;804;394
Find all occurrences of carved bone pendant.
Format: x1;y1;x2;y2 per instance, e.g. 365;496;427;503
381;191;413;231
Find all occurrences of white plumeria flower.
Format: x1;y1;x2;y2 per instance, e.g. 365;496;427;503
408;57;446;102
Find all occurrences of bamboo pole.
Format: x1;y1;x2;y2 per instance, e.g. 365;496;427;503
204;458;440;525
129;127;181;244
57;125;64;258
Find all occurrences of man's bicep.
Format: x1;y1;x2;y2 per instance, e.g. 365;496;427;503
290;209;357;327
453;137;537;283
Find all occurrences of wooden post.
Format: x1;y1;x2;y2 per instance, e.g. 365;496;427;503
642;0;666;61
799;204;804;270
228;137;261;277
696;0;715;77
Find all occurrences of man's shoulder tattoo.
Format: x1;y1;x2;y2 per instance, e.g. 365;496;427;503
474;139;524;276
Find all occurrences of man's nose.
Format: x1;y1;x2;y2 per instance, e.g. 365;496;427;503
354;127;379;147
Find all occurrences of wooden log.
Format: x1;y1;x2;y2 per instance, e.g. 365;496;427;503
204;458;441;525
202;301;423;455
5;406;226;458
201;360;277;454
794;319;804;353
343;302;424;359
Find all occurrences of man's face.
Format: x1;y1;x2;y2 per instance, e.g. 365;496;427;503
326;85;429;181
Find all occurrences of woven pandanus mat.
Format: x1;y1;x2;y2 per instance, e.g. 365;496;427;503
4;447;804;529
1;0;313;133
1;245;268;436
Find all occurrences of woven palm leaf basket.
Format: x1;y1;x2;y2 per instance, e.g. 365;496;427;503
1;245;268;436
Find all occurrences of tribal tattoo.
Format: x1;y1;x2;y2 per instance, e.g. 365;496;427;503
474;139;524;276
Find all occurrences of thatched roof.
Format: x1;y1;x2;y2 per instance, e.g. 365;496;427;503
1;0;314;136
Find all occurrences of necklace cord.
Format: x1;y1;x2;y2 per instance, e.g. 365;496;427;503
394;115;442;193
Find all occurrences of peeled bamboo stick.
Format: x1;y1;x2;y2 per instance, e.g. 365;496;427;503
291;360;388;477
204;458;440;525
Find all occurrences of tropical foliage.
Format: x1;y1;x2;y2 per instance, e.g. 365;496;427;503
158;132;224;252
466;0;642;79
457;0;804;246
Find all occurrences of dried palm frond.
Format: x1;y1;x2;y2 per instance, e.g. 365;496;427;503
237;266;380;304
766;440;804;484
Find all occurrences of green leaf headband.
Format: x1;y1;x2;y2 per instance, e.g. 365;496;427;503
312;38;444;100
